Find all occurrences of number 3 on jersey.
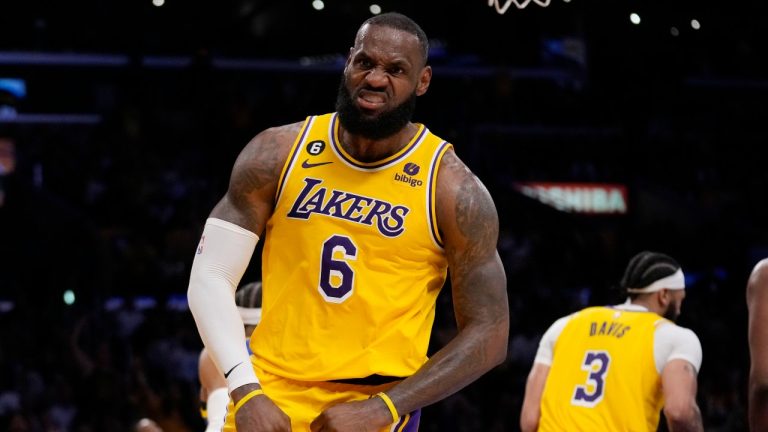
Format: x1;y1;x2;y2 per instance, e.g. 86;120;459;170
319;234;358;303
572;350;611;408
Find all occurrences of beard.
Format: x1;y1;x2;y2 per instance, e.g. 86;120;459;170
662;303;680;321
335;78;417;140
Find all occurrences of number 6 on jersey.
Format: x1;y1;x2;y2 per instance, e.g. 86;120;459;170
319;234;358;303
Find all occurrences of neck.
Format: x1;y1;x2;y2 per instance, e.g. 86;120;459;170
338;123;417;162
626;296;663;315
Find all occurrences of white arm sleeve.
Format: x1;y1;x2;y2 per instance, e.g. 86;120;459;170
533;315;572;366
188;218;259;393
654;323;703;374
204;387;230;432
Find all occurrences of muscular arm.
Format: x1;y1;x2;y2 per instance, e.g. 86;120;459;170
386;149;510;414
661;359;703;432
748;259;768;432
210;123;302;232
188;123;300;397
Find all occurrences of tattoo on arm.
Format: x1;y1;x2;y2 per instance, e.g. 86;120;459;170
451;178;497;254
385;151;509;415
211;123;302;233
444;152;506;330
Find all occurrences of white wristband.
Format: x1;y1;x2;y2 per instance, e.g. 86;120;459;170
225;359;260;392
204;387;230;432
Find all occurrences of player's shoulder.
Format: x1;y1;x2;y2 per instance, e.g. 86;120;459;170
579;305;609;314
552;312;577;329
269;119;306;136
539;312;577;346
557;306;604;322
233;119;307;176
545;311;580;332
747;258;768;302
433;147;499;240
750;258;768;283
435;147;494;206
247;120;306;152
435;145;466;179
655;320;700;345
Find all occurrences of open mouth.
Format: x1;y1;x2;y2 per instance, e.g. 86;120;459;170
357;90;387;110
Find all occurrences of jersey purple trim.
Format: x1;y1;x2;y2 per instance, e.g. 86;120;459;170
399;409;421;432
275;116;314;203
330;113;427;170
427;141;451;248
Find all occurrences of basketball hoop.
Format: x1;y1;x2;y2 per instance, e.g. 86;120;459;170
488;0;562;13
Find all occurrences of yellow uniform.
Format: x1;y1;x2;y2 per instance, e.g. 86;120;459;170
223;365;420;432
224;113;451;431
539;306;667;432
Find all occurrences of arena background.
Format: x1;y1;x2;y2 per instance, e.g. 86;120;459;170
1;0;766;430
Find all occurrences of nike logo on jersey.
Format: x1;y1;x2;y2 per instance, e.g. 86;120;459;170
224;362;243;379
302;159;333;169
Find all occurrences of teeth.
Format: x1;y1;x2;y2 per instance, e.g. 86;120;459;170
360;92;384;103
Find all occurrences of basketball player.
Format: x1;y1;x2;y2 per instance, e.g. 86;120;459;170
198;281;262;432
747;258;768;431
187;11;509;432
520;251;703;431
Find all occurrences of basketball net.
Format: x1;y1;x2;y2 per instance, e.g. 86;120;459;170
488;0;556;13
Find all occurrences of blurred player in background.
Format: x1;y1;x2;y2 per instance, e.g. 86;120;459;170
520;251;703;432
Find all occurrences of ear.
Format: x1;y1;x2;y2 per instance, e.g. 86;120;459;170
658;289;670;307
415;65;432;96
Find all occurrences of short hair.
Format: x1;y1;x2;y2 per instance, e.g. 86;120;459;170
235;281;262;309
360;12;429;64
620;251;681;298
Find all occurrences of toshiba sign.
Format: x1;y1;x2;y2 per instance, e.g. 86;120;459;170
514;182;628;214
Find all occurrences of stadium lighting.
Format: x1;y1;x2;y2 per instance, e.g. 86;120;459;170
691;19;701;30
370;4;382;14
312;0;324;10
63;290;76;305
630;13;641;25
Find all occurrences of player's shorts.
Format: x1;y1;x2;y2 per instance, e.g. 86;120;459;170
222;365;420;432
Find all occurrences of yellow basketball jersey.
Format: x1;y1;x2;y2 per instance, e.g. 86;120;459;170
252;112;451;382
539;306;667;432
